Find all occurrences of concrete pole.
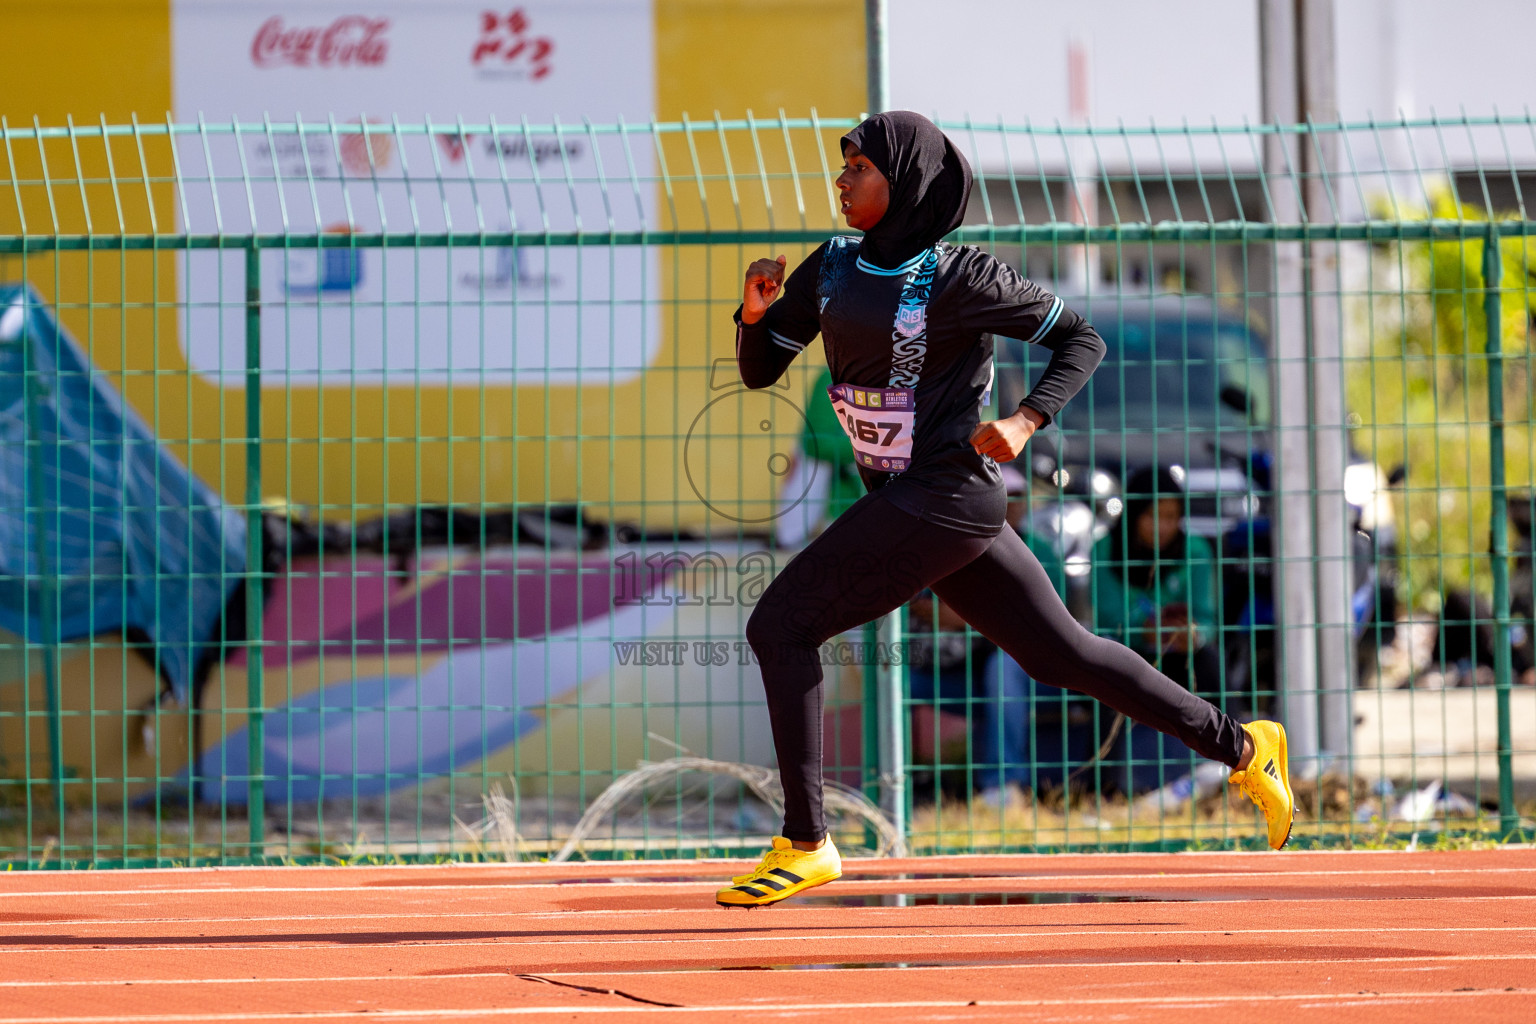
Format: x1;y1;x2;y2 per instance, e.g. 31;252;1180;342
1375;0;1415;209
1063;37;1098;293
1298;0;1354;767
1259;0;1321;774
865;0;889;115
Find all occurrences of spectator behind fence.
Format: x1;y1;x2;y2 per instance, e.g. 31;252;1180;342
973;464;1069;810
905;588;997;789
1092;465;1228;706
1425;587;1535;688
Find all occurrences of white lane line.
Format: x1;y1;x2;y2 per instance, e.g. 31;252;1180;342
5;865;1536;898
0;988;1528;1022
0;924;1532;956
535;951;1536;975
0;952;1532;988
14;850;1523;875
512;892;1536;917
5;892;1536;929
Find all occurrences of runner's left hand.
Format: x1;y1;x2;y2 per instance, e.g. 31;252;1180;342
969;406;1045;462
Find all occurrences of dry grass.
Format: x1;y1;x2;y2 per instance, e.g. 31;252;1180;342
4;775;1530;866
907;776;1534;853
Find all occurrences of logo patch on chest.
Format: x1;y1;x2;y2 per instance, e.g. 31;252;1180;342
894;305;926;338
887;246;942;388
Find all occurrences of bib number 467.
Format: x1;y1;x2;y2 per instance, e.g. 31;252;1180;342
845;415;902;446
827;382;915;471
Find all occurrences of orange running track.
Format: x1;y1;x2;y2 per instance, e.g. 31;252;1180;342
1;848;1534;1023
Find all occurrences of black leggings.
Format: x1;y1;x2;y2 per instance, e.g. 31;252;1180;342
746;490;1248;842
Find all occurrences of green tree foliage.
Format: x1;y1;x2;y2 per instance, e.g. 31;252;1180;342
1408;188;1535;366
1349;187;1536;606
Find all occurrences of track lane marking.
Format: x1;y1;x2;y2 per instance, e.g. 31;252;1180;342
11;851;1523;878
0;952;1531;987
6;865;1536;899
1;924;1533;956
5;893;1536;928
0;987;1529;1022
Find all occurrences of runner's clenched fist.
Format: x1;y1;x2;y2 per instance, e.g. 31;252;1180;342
741;255;787;324
969;406;1045;462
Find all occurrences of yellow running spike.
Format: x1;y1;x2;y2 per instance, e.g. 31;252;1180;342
717;836;842;908
1230;720;1295;850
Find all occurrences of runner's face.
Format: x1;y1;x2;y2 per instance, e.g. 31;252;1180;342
836;144;890;231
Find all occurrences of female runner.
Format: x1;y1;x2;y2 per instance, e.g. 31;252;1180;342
718;111;1293;909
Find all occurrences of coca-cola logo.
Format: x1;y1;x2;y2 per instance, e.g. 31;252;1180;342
251;15;390;68
472;9;553;80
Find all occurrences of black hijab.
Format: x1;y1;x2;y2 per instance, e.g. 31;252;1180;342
841;111;973;270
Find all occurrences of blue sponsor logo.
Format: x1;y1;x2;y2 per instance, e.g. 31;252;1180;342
284;246;363;296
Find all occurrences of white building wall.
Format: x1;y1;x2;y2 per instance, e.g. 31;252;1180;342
891;0;1536;172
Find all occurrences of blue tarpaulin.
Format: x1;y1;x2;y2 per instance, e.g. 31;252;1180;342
0;285;246;698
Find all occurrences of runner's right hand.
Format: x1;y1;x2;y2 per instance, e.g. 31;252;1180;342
742;255;787;324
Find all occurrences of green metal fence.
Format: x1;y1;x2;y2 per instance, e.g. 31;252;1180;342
0;114;1532;867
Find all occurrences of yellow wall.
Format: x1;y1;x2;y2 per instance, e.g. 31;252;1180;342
0;630;186;806
0;0;865;532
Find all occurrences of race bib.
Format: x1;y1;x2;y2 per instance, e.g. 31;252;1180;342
827;383;915;473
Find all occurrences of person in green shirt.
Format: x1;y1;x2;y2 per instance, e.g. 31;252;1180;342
973;464;1069;808
775;366;865;546
1092;465;1223;701
1002;464;1068;599
801;365;865;520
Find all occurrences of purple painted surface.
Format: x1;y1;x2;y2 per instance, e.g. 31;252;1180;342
231;552;650;668
192;559;679;804
226;555;399;668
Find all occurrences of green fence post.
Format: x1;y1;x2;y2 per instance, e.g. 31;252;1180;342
244;242;266;854
1484;224;1516;837
860;619;880;848
877;611;907;853
20;301;66;860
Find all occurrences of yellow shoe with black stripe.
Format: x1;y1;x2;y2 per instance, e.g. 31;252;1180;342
716;836;841;908
1229;720;1294;850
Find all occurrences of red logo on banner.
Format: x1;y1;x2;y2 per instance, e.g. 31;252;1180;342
471;9;553;80
436;133;469;163
251;15;391;68
339;120;394;174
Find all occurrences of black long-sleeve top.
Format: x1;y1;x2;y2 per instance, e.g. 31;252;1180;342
735;238;1105;535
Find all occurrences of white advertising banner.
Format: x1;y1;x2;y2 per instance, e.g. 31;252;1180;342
171;1;658;386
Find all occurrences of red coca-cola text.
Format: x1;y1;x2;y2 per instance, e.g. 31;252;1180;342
251;15;390;68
